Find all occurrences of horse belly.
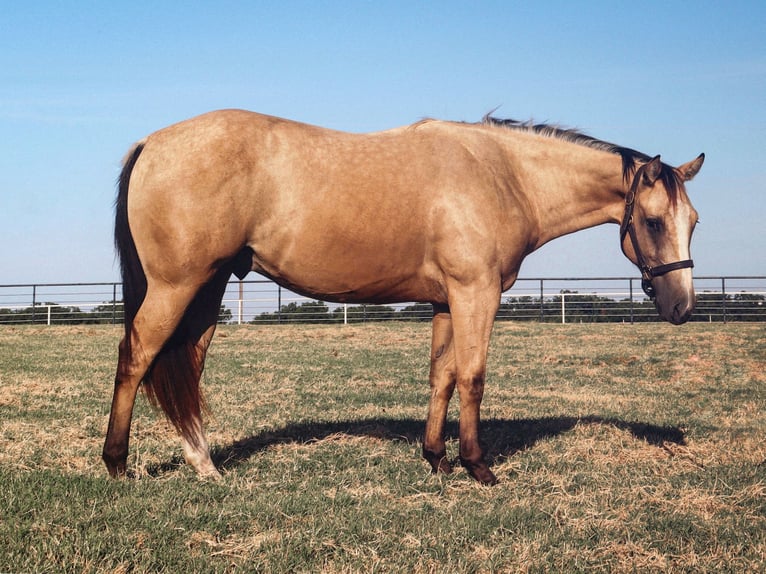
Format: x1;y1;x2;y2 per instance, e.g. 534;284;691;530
248;226;442;305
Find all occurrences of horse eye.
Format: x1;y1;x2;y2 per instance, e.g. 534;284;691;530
645;218;663;233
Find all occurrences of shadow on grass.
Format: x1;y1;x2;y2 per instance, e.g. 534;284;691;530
200;415;686;474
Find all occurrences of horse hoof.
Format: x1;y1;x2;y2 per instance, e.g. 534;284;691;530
423;449;453;475
198;467;223;481
433;458;453;475
461;460;498;485
106;466;126;479
474;469;498;486
103;454;127;479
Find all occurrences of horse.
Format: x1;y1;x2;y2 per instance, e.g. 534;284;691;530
103;110;704;485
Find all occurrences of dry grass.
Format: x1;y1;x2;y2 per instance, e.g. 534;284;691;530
0;322;764;572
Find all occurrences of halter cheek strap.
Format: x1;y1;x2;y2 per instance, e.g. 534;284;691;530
619;167;694;299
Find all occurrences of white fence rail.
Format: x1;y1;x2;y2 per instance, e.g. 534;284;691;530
0;277;764;325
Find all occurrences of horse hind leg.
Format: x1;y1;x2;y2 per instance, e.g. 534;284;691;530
179;389;218;479
179;272;233;478
103;283;200;477
103;336;144;477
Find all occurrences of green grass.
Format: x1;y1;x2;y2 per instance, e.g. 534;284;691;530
0;322;764;572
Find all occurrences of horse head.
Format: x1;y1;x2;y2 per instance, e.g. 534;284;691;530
620;154;704;325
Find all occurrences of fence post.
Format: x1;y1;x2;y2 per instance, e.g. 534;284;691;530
561;292;566;324
721;277;727;323
32;284;37;324
539;279;544;322
277;285;282;324
344;303;348;325
112;283;117;325
629;279;634;324
237;280;243;325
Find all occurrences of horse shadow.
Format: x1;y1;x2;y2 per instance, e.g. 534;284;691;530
191;415;686;475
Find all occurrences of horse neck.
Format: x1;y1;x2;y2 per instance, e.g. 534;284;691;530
506;139;628;250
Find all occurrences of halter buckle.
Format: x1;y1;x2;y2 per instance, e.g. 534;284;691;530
640;267;656;298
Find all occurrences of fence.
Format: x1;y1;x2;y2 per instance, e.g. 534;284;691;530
1;276;764;326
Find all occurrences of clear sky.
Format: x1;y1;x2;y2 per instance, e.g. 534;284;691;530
1;1;764;285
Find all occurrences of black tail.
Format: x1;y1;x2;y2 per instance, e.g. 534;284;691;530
115;142;147;345
140;268;232;442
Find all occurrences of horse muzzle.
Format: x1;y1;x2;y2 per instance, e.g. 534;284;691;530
651;274;695;325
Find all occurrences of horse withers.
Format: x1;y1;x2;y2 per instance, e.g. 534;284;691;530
103;110;703;484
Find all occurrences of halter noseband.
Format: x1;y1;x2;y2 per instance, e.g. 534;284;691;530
619;164;693;300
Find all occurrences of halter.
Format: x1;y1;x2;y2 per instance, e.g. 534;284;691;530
619;163;694;299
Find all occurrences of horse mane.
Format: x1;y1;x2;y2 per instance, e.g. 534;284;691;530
480;115;683;203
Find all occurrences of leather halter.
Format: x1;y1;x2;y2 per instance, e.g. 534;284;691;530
619;163;694;299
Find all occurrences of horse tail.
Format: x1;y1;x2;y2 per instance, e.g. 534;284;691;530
140;270;233;444
115;141;217;444
141;296;208;444
115;141;147;345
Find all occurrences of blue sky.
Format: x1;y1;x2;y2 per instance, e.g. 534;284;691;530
1;1;764;285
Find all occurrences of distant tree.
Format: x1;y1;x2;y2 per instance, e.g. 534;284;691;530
251;300;332;324
15;303;86;324
558;292;624;323
218;305;232;324
89;301;123;324
332;304;398;323
728;293;766;321
0;307;18;324
397;303;432;322
691;291;766;322
497;295;540;321
692;292;727;322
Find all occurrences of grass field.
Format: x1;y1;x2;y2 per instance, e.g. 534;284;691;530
0;322;764;573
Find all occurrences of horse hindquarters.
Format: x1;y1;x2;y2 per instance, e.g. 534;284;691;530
104;140;229;478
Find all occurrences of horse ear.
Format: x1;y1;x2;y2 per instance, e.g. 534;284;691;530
642;155;663;186
677;153;705;182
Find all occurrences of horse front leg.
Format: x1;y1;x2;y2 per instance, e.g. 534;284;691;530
449;282;501;485
423;304;457;475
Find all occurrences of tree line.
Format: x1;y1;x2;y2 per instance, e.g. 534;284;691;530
249;292;766;324
0;303;232;325
1;292;763;325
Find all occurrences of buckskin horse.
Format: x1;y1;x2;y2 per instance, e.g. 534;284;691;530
103;110;703;484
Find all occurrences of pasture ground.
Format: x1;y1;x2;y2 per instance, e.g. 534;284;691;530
0;322;764;573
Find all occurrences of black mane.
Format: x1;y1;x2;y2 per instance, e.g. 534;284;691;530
481;115;683;200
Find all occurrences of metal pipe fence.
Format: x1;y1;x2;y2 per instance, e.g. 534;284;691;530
0;276;764;325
